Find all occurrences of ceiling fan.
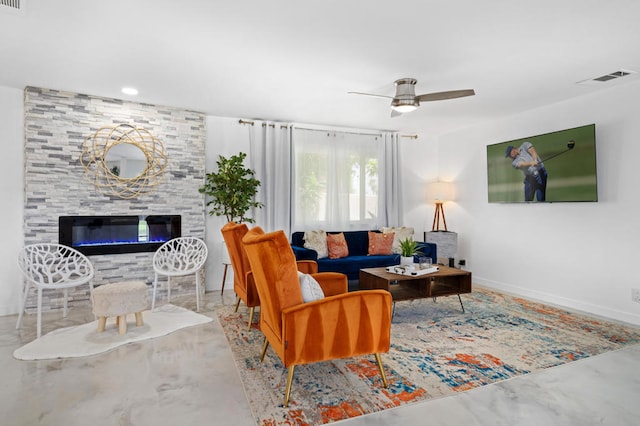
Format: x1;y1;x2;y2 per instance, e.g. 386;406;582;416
348;78;475;117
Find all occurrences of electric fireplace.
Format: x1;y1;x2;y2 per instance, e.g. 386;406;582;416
59;215;181;255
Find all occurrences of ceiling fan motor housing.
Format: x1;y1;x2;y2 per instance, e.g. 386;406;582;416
391;78;419;111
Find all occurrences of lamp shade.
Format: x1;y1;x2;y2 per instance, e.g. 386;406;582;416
427;181;454;202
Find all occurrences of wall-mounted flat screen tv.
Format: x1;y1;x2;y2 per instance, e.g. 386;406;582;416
486;124;598;203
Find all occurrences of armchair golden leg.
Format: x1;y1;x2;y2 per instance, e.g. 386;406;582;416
247;307;255;330
374;353;389;388
234;297;241;312
260;337;269;362
284;365;295;408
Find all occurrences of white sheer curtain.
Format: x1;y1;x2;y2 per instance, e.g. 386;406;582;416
291;125;400;232
249;121;293;236
381;132;403;226
244;121;402;236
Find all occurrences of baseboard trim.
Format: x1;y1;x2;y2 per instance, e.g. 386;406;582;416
474;277;640;326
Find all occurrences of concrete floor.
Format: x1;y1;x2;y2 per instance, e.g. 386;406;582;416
3;289;640;425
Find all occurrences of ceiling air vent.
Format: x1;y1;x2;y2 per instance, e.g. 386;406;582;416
593;71;631;82
577;69;638;86
0;0;26;15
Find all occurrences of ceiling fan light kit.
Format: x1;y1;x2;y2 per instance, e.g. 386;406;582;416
391;99;419;113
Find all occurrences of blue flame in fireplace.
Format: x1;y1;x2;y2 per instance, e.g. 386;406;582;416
73;218;171;247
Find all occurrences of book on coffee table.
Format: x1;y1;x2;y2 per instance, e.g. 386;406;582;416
385;265;440;276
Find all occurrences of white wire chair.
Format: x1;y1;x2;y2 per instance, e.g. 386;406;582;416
151;237;208;312
16;243;95;338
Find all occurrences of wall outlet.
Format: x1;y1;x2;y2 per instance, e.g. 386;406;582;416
632;288;640;303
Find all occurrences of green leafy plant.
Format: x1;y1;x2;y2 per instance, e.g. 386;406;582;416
399;238;422;257
199;152;263;223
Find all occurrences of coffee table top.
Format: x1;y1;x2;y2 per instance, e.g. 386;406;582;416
360;264;470;282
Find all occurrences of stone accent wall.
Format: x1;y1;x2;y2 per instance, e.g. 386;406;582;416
23;87;206;312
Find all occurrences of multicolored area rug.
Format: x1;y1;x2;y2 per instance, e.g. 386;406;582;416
217;287;640;425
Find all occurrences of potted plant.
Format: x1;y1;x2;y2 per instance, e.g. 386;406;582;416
199;152;263;223
399;238;422;265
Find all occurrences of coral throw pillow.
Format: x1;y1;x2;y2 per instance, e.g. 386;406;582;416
303;230;328;259
368;231;394;255
327;232;349;259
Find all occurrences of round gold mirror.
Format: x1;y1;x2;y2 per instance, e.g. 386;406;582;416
80;124;167;199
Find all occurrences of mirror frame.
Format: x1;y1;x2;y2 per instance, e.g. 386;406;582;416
80;124;168;199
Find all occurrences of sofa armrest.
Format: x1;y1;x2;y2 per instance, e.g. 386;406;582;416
281;290;392;365
416;242;437;262
311;272;348;296
291;245;318;261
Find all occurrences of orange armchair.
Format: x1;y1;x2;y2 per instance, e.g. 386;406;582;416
242;226;392;407
221;222;322;330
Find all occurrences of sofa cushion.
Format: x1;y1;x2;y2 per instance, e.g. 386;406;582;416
317;254;399;280
327;232;349;259
368;231;394;255
303;230;328;259
340;230;370;256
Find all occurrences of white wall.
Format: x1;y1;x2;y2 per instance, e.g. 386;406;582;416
0;87;24;315
425;81;640;325
203;116;253;291
399;134;441;238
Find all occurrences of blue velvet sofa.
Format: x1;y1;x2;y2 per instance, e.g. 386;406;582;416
290;230;437;280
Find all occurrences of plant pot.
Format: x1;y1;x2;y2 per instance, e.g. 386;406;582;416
400;256;414;265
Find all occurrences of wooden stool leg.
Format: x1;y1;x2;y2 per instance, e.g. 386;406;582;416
135;312;144;327
97;317;107;333
118;315;127;334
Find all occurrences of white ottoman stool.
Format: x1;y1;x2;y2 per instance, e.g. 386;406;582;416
92;281;148;335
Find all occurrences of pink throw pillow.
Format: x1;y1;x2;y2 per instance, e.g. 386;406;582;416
327;233;349;259
368;231;394;255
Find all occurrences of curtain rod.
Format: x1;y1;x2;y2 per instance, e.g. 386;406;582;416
239;119;289;129
292;126;383;138
241;119;414;138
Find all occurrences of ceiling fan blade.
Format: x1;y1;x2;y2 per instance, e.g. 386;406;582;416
416;89;475;102
348;91;393;99
390;109;402;118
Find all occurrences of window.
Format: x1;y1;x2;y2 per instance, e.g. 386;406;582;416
292;128;383;231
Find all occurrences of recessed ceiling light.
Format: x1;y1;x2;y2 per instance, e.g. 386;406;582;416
121;87;138;95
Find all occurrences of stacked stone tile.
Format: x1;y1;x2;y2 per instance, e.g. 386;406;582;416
23;87;206;312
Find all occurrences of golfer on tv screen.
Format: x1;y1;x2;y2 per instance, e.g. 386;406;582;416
486;124;597;203
505;142;547;202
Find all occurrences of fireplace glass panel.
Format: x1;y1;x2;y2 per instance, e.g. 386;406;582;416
59;215;181;255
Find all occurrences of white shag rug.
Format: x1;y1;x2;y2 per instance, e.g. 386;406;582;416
13;304;213;360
